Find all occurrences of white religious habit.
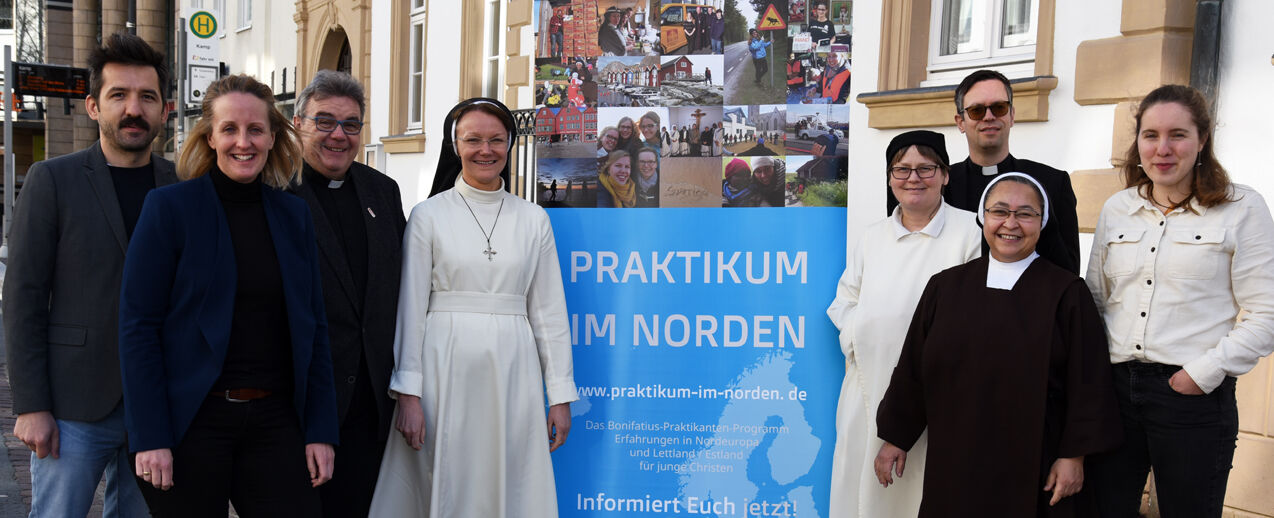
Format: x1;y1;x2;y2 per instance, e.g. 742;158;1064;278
825;202;980;518
369;176;579;518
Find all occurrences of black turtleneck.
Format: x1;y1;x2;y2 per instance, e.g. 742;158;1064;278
209;168;293;394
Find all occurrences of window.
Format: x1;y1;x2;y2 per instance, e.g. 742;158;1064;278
481;0;505;99
924;0;1038;85
407;1;427;130
662;6;684;24
237;0;251;30
214;0;227;37
0;0;13;30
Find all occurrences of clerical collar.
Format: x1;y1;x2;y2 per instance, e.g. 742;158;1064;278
986;252;1039;290
303;163;350;190
972;154;1014;176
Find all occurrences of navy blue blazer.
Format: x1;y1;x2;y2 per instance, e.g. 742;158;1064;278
118;173;338;453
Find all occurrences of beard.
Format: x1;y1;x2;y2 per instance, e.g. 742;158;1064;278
103;115;160;152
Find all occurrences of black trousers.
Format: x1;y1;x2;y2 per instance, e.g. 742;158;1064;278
753;56;768;83
134;395;320;518
319;360;388;518
1088;362;1238;518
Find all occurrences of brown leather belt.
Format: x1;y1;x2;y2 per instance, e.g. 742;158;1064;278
211;388;272;402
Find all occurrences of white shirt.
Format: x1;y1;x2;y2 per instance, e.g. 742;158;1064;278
1085;184;1274;393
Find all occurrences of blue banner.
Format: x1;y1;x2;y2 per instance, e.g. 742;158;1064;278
550;207;846;517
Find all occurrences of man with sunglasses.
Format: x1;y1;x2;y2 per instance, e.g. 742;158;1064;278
888;69;1080;273
290;70;407;517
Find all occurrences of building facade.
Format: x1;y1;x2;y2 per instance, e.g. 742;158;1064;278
659;55;693;81
846;1;1274;515
535;104;596;143
368;0;536;205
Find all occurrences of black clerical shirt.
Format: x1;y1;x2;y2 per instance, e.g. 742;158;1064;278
303;164;369;307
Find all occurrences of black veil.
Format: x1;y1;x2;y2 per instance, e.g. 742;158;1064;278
428;97;518;197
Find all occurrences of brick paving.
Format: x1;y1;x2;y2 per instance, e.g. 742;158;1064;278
0;364;32;517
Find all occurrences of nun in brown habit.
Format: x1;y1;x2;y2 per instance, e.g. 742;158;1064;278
873;173;1122;517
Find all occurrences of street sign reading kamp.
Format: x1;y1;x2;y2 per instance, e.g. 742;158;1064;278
757;4;787;31
184;8;221;106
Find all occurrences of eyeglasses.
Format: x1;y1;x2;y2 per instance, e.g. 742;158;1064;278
961;101;1011;120
307;116;363;135
983;207;1042;223
459;137;509;149
889;165;940;180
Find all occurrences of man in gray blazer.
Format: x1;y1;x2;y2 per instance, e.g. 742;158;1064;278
3;33;176;517
289;70;406;518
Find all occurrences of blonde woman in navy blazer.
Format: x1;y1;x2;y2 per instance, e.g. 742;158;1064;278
118;74;337;516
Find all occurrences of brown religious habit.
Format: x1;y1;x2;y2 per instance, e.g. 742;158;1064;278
876;257;1123;517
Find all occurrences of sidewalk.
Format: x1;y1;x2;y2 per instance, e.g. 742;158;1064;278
0;306;107;516
0;312;36;516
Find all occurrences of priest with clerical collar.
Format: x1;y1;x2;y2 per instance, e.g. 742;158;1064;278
288;69;408;518
885;69;1081;274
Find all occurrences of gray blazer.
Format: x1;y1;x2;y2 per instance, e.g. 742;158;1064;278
290;161;406;440
3;141;178;421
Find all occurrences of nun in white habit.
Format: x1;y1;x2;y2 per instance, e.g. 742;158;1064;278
370;98;578;518
826;130;981;517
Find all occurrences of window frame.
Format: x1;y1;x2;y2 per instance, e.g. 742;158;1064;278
236;0;252;31
407;1;428;131
922;0;1039;86
480;0;506;100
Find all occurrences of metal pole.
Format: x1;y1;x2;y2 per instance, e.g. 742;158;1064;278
1189;0;1224;112
177;17;186;152
127;0;137;34
4;45;15;253
768;34;774;90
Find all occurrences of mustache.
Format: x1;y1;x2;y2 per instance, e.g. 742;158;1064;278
118;116;150;132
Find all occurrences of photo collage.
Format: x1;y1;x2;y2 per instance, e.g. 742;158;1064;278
533;0;851;208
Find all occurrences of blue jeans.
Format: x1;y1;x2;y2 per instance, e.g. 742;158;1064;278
29;404;149;518
551;33;564;57
711;38;722;53
1088;362;1238;518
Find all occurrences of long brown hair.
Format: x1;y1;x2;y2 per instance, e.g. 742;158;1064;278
1122;84;1231;210
176;74;301;188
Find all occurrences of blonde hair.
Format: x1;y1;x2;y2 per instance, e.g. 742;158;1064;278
177;74;301;188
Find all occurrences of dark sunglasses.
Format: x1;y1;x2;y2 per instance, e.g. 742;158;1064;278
961;101;1011;120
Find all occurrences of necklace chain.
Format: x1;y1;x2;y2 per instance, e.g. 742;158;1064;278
459;193;504;261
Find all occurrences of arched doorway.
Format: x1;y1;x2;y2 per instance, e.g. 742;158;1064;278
317;27;351;75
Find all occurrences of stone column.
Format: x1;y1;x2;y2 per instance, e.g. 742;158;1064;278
72;0;99;150
137;0;170;155
137;0;168;50
101;0;128;36
43;6;76;158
